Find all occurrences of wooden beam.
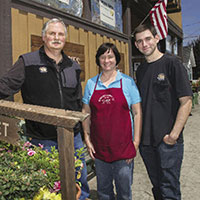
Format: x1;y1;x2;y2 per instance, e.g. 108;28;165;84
0;100;89;130
122;0;133;76
57;127;76;200
0;0;12;76
82;0;91;20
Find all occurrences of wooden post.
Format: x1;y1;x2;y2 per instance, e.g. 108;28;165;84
122;0;133;76
0;0;12;77
57;127;76;200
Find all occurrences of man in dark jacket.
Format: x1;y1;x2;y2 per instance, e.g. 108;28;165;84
0;18;89;200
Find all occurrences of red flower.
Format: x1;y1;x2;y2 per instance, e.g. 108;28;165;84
53;181;61;192
27;149;36;156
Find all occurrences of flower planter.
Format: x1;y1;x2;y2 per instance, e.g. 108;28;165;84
0;140;85;200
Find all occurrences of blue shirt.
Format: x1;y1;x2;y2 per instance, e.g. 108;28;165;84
82;71;141;137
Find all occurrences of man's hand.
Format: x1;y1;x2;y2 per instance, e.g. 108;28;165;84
163;134;177;145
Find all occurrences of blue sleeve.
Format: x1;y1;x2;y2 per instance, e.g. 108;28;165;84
122;75;141;107
82;80;91;105
82;76;97;104
129;78;141;105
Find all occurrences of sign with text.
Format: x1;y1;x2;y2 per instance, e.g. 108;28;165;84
0;115;20;145
100;0;116;27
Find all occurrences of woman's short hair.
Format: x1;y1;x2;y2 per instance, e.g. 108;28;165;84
96;43;121;67
42;18;67;37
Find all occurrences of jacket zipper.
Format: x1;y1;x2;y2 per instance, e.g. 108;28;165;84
55;63;64;109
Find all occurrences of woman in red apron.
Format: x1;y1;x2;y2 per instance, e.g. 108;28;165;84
82;43;142;200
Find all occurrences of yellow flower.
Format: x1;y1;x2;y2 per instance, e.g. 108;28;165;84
76;171;81;180
33;187;61;200
33;187;46;200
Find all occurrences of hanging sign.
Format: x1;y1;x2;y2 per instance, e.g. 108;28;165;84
100;0;116;27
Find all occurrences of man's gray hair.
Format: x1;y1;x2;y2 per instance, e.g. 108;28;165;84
42;18;67;37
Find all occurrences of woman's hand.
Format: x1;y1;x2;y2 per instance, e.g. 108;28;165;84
82;104;96;159
133;140;139;151
85;138;96;160
126;140;139;164
126;158;134;164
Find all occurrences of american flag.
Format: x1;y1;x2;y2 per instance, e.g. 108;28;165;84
150;0;168;40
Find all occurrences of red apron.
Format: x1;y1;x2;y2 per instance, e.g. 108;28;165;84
90;77;136;162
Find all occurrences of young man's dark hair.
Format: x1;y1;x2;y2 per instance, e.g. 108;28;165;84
133;23;157;39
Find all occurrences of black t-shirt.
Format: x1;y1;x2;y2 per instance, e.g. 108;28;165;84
136;54;192;146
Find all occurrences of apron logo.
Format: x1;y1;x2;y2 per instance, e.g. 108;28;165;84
39;66;48;73
98;94;115;104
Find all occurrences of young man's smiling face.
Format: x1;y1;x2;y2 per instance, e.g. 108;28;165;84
135;29;160;58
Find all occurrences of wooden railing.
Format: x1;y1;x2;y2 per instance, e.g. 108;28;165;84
0;100;89;200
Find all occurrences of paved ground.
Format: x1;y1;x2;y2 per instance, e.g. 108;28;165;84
87;104;200;200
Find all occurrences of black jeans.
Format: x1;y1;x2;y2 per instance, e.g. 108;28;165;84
140;141;184;200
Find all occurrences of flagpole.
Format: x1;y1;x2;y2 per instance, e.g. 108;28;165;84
131;12;150;37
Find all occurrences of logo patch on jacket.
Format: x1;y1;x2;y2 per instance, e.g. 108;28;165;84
157;73;165;81
39;66;48;73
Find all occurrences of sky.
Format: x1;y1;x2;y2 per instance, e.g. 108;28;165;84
181;0;200;46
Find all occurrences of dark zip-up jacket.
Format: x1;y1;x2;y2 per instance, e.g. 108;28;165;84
0;46;82;139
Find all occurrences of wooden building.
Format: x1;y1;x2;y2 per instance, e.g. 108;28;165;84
0;0;182;101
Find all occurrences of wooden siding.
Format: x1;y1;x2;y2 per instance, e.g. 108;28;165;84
168;12;182;29
11;8;129;101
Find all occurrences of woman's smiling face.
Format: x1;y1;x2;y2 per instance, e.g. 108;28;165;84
99;49;117;72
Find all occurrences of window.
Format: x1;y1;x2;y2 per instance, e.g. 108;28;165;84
166;35;172;53
173;37;178;55
166;35;179;55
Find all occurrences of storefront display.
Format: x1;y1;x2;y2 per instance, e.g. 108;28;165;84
32;0;83;17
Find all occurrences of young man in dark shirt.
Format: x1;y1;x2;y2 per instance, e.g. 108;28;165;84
0;18;89;200
134;24;192;200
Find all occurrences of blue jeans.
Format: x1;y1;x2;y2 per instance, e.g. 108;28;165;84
31;133;90;200
95;158;134;200
140;141;184;200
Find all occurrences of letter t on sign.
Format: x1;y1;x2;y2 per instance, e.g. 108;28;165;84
0;116;20;145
